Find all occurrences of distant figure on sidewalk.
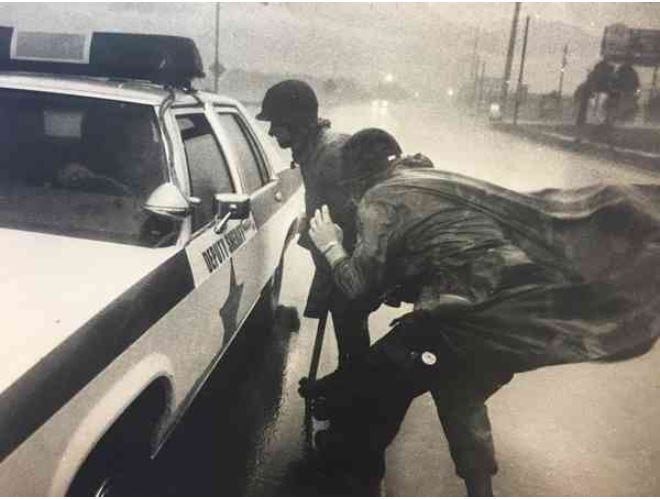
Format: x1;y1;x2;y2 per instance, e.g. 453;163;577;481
575;60;617;142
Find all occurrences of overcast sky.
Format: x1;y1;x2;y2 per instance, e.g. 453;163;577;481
2;3;660;95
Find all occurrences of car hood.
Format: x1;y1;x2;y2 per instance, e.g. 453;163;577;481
0;228;177;393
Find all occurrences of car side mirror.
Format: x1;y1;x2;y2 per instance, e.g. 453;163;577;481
144;182;192;220
213;193;251;233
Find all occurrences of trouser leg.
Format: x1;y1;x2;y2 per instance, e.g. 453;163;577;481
329;292;370;366
430;369;512;495
306;324;443;483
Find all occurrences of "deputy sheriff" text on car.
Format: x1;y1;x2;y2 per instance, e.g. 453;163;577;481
0;27;303;495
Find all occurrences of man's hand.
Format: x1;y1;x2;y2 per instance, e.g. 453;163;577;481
309;205;343;253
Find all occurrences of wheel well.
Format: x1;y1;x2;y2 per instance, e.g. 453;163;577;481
67;377;171;495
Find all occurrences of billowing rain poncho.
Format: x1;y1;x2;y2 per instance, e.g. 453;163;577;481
331;165;660;372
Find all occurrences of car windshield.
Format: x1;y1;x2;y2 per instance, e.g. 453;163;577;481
0;88;178;247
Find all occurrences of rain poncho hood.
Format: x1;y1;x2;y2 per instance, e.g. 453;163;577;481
340;166;660;372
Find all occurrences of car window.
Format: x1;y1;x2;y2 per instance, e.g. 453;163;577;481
0;88;176;247
176;113;234;233
215;113;267;194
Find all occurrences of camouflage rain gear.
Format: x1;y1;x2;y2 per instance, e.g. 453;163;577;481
331;165;660;370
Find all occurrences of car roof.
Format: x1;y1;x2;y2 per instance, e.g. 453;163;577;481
0;71;239;107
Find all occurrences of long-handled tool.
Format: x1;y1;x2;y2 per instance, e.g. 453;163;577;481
308;312;328;384
303;311;328;449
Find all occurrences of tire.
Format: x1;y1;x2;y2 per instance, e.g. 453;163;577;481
67;433;152;497
67;387;164;496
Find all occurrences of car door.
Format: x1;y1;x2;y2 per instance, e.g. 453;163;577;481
166;108;254;395
208;108;284;322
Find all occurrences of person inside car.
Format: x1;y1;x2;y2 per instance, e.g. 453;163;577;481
56;161;133;196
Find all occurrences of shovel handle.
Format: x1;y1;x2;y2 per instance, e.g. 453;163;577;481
304;312;328;451
308;313;328;383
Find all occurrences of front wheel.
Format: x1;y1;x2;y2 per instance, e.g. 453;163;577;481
67;395;161;496
67;438;153;496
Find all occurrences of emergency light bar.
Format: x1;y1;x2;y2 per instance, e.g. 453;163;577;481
0;26;205;87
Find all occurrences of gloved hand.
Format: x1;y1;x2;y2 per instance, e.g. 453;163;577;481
309;205;344;253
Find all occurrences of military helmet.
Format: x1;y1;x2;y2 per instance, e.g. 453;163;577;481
342;128;402;182
256;79;319;125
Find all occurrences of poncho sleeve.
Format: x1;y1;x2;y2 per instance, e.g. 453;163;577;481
330;198;399;303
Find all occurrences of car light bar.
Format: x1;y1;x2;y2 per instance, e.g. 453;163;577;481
0;26;205;87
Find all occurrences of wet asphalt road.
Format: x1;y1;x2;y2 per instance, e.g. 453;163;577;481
144;102;660;496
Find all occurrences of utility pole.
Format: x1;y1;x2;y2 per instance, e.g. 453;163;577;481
500;2;521;117
473;55;481;107
213;2;220;93
648;65;659;123
557;44;568;118
470;28;480;99
513;15;530;125
558;44;568;98
476;60;486;114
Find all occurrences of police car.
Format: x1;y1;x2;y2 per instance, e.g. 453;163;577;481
0;27;302;495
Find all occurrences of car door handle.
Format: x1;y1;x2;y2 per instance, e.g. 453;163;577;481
274;191;283;202
213;212;231;234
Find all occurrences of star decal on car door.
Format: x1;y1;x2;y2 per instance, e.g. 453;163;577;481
219;259;244;348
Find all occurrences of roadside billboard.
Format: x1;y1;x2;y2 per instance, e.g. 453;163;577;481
602;24;660;66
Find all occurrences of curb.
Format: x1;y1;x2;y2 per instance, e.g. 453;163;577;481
491;122;660;172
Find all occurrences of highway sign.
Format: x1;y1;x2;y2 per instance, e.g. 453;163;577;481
603;24;660;66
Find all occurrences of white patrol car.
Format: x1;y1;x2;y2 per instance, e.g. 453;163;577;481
0;28;303;495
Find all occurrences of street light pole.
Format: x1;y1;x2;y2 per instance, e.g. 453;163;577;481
213;2;220;93
473;54;481;107
470;27;480;101
557;44;568;118
558;44;568;98
500;2;521;118
476;60;486;114
513;15;530;125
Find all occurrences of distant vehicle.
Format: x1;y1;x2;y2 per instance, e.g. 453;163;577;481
489;102;503;121
0;27;302;495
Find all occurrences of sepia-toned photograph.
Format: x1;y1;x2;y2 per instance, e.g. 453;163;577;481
0;2;659;496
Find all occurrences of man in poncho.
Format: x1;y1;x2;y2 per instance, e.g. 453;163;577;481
304;128;660;495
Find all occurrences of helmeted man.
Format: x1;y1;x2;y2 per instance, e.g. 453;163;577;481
256;80;370;365
305;128;660;495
